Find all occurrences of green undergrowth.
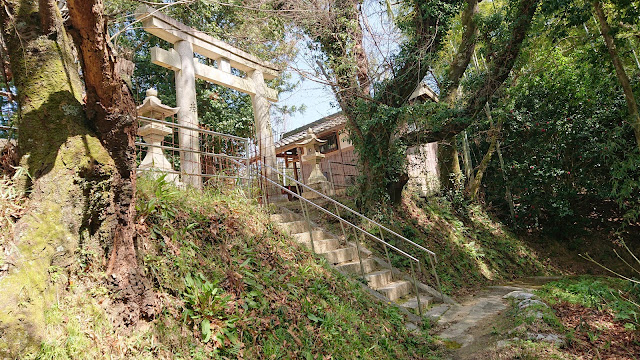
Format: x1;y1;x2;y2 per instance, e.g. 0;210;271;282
294;194;551;296
536;276;640;329
482;276;640;359
26;175;441;359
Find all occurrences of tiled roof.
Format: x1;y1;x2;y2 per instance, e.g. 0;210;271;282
275;112;346;150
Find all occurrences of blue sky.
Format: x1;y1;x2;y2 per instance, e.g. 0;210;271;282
274;57;338;138
273;0;403;140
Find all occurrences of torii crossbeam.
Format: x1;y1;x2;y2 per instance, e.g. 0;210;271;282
135;6;280;188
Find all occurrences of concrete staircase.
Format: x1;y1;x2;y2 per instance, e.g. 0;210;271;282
271;209;452;318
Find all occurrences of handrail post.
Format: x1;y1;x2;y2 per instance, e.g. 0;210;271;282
245;138;252;199
410;261;423;317
379;226;394;281
430;253;443;302
327;163;349;240
262;156;269;207
298;189;316;254
260;164;267;208
354;234;366;280
334;202;348;241
351;227;366;279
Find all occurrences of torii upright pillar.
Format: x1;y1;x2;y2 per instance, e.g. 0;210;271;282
250;69;277;183
174;40;201;188
136;5;280;190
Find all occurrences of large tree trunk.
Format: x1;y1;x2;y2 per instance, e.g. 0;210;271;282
0;0;147;355
442;0;479;104
67;0;156;326
66;0;139;282
593;0;640;150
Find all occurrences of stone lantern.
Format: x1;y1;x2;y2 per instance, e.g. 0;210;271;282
137;88;181;184
297;128;334;198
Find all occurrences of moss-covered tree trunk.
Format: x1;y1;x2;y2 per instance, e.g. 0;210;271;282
0;0;149;356
437;136;462;193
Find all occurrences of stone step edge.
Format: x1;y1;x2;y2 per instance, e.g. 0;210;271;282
370;257;456;305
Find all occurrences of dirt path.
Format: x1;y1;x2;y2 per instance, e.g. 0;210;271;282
435;277;561;359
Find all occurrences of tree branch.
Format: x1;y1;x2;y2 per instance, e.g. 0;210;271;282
464;0;539;118
401;0;540;144
593;0;640;150
442;0;479;105
377;0;445;107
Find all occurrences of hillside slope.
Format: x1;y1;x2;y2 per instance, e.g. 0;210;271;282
0;176;440;359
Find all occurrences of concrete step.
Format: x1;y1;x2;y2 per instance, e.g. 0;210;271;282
270;213;300;223
320;246;358;265
298;238;340;253
364;270;393;289
279;220;311;234
292;230;334;243
336;258;377;274
401;294;433;312
378;281;413;302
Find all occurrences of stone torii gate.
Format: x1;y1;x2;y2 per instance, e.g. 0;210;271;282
135;6;280;188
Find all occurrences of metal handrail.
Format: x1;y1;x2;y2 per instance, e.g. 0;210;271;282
134;141;248;161
262;175;419;262
260;162;436;257
255;160;444;304
234;158;429;315
228;158;423;261
138;116;248;141
137;168;249;180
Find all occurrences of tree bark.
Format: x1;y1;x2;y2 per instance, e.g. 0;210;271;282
438;0;479;193
468;104;501;200
67;0;156;325
66;0;139;279
0;0;121;354
461;130;474;184
0;1;149;354
593;0;640;150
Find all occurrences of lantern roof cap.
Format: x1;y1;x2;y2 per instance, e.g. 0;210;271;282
137;88;180;119
296;128;327;147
